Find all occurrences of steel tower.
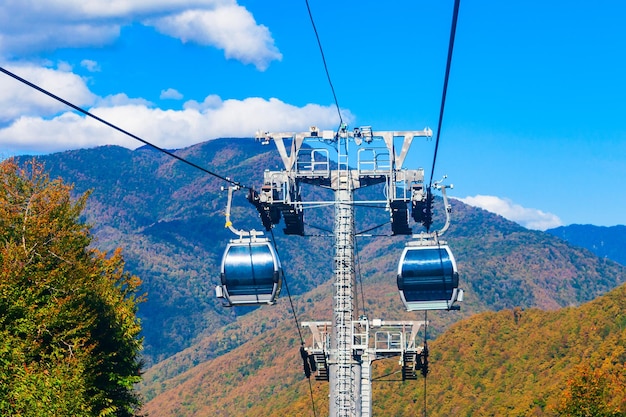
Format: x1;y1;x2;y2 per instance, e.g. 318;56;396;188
255;126;432;416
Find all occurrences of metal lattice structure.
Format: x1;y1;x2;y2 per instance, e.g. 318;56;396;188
252;125;442;417
302;319;428;416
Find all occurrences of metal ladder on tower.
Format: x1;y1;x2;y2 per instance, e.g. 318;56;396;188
333;131;358;416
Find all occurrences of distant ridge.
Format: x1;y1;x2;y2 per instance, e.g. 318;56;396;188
547;224;626;266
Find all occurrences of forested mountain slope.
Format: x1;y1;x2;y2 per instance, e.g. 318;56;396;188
25;139;336;365
373;282;626;416
141;280;626;416
20;139;626;374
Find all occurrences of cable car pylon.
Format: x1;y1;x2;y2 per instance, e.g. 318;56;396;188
242;125;460;417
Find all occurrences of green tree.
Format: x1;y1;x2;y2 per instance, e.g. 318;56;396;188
0;159;144;416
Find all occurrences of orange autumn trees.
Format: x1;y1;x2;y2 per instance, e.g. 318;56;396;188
0;159;144;416
557;363;626;417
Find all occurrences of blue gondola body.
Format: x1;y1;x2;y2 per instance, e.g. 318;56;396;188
397;244;462;311
217;239;282;306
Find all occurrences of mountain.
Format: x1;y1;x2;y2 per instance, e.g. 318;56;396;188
16;139;626;414
136;199;626;415
24;140;626;365
140;282;626;416
23;140;337;365
546;224;626;266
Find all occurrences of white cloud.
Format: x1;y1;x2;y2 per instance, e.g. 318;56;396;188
0;94;350;154
458;195;563;231
0;59;349;156
147;7;282;71
0;1;281;70
160;88;184;100
56;61;73;72
0;64;96;123
80;59;100;72
183;94;223;110
94;93;152;107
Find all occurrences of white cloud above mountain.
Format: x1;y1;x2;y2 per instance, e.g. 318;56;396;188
458;195;563;231
160;88;184;100
0;64;96;123
0;2;340;157
147;6;282;71
0;75;350;154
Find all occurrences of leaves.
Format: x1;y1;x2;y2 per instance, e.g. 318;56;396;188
557;364;626;416
0;159;143;416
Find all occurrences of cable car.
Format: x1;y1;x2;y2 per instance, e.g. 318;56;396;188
397;242;463;311
216;185;283;306
216;238;283;306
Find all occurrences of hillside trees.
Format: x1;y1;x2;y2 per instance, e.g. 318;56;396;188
557;363;626;416
0;159;144;416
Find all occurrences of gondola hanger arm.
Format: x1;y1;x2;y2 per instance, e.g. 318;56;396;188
223;185;264;240
433;176;453;236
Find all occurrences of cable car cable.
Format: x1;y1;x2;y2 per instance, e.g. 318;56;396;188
352;203;389;209
303;222;334;235
268;229;319;417
361;234;395;237
428;0;461;190
0;66;253;191
371;370;403;382
425;0;461;234
269;228;304;344
306;377;319;417
304;0;343;127
356;221;391;236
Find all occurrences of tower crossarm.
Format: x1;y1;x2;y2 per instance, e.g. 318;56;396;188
257;127;433;178
302;321;332;352
372;129;433;169
301;319;428;373
302;321;332;381
369;319;427;356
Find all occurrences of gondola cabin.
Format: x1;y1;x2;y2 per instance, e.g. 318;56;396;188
397;243;463;311
216;238;283;306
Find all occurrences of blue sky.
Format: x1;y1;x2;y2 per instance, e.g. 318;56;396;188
0;1;624;229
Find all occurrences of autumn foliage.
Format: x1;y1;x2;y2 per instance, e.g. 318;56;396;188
140;282;626;416
557;363;626;416
0;159;144;416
